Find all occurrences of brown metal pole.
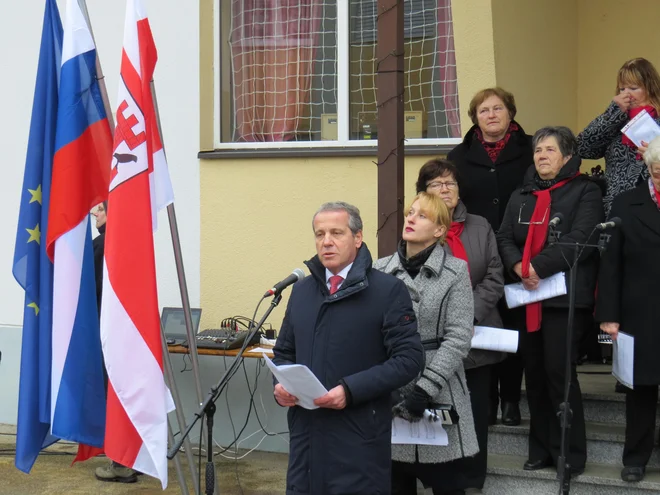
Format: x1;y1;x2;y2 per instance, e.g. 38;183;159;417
376;0;405;257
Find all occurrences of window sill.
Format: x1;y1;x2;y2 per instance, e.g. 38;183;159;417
198;143;456;160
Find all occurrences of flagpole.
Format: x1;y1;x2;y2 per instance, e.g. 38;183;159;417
77;2;202;493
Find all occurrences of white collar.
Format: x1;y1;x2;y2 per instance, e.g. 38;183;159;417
325;263;353;284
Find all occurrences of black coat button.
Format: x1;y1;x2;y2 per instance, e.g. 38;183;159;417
493;198;499;205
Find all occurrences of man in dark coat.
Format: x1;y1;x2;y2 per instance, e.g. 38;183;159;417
273;201;424;495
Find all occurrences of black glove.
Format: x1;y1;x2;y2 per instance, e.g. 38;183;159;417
392;386;433;422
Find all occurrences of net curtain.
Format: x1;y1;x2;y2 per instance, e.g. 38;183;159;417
230;0;322;142
437;0;460;138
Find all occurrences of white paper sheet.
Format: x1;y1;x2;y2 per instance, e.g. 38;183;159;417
612;331;634;389
621;109;660;147
263;354;328;410
472;326;519;353
392;409;449;446
504;272;567;309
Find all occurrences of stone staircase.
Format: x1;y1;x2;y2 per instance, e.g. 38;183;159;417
483;365;660;494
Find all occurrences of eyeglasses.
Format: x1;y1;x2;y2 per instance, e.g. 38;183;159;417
518;202;549;225
427;180;458;191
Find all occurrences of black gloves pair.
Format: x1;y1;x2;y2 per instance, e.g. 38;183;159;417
392;385;434;423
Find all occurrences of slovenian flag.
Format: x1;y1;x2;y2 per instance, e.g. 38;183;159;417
101;0;175;487
45;0;111;450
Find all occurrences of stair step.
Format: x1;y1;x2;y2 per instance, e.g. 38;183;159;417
488;420;660;468
486;454;660;494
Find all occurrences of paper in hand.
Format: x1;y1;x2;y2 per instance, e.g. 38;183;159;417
263;354;328;410
621;109;660;147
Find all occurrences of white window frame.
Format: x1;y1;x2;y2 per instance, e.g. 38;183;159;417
212;1;462;150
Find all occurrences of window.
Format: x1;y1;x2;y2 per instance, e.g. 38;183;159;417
215;0;460;148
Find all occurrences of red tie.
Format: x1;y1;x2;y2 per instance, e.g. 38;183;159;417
329;275;344;295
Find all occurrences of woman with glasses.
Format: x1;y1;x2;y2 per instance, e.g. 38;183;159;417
416;159;505;492
447;87;533;427
496;126;604;476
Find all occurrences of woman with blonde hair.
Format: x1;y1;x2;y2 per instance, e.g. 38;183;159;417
374;192;477;495
578;57;660;215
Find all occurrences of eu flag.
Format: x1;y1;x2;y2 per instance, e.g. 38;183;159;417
12;0;63;473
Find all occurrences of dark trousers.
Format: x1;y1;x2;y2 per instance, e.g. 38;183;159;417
490;306;525;407
623;385;659;467
456;365;491;489
391;460;465;495
522;308;587;469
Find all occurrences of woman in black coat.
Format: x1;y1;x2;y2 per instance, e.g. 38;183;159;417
447;87;533;426
596;136;660;483
497;126;604;476
416;159;505;491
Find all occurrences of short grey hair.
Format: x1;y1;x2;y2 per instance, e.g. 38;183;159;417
312;201;363;236
532;126;577;157
644;135;660;165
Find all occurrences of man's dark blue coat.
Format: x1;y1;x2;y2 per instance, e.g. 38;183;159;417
273;244;424;495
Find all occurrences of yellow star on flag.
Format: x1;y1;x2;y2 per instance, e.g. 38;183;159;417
28;185;42;205
26;224;41;245
27;302;39;316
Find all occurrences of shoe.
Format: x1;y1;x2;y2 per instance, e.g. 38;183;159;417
621;466;645;482
615;381;628;393
523;458;553;471
95;462;138;483
569;466;585;478
501;401;521;426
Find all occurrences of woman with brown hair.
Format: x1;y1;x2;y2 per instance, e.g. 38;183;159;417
578;57;660;216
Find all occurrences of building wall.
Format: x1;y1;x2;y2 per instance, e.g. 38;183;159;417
577;0;660;132
492;0;578;135
198;0;499;329
0;0;200;424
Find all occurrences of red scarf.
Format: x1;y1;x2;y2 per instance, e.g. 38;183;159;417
622;106;658;157
476;122;519;163
655;185;660;207
521;174;579;332
446;222;470;277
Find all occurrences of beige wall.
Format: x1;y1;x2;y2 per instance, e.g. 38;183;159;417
200;156;434;327
198;0;499;329
577;0;660;131
492;0;578;134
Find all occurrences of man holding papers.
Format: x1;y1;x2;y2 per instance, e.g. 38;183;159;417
273;202;423;495
497;126;604;476
595;136;660;483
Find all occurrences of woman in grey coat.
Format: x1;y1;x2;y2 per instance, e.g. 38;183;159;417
417;159;505;491
374;192;478;495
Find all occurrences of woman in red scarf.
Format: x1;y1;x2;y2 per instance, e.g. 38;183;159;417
497;127;604;477
416;159;505;492
577;57;660;217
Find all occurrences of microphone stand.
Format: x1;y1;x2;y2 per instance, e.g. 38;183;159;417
168;293;283;495
548;228;611;495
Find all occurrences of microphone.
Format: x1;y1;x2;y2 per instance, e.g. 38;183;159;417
549;212;564;228
264;268;306;297
596;217;622;230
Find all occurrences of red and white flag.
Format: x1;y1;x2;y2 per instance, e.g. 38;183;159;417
101;0;174;487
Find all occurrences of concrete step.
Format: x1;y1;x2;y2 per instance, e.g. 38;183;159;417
488;420;660;468
485;454;660;494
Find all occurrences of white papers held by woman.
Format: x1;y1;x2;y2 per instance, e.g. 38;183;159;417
392;410;449;446
471;326;519;353
503;272;567;309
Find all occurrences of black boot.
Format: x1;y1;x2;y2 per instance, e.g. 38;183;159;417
501;401;521;426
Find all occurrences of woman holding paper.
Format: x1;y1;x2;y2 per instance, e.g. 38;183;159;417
374;192;478;495
497;126;604;476
577;57;660;216
596;136;660;483
416;158;505;491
